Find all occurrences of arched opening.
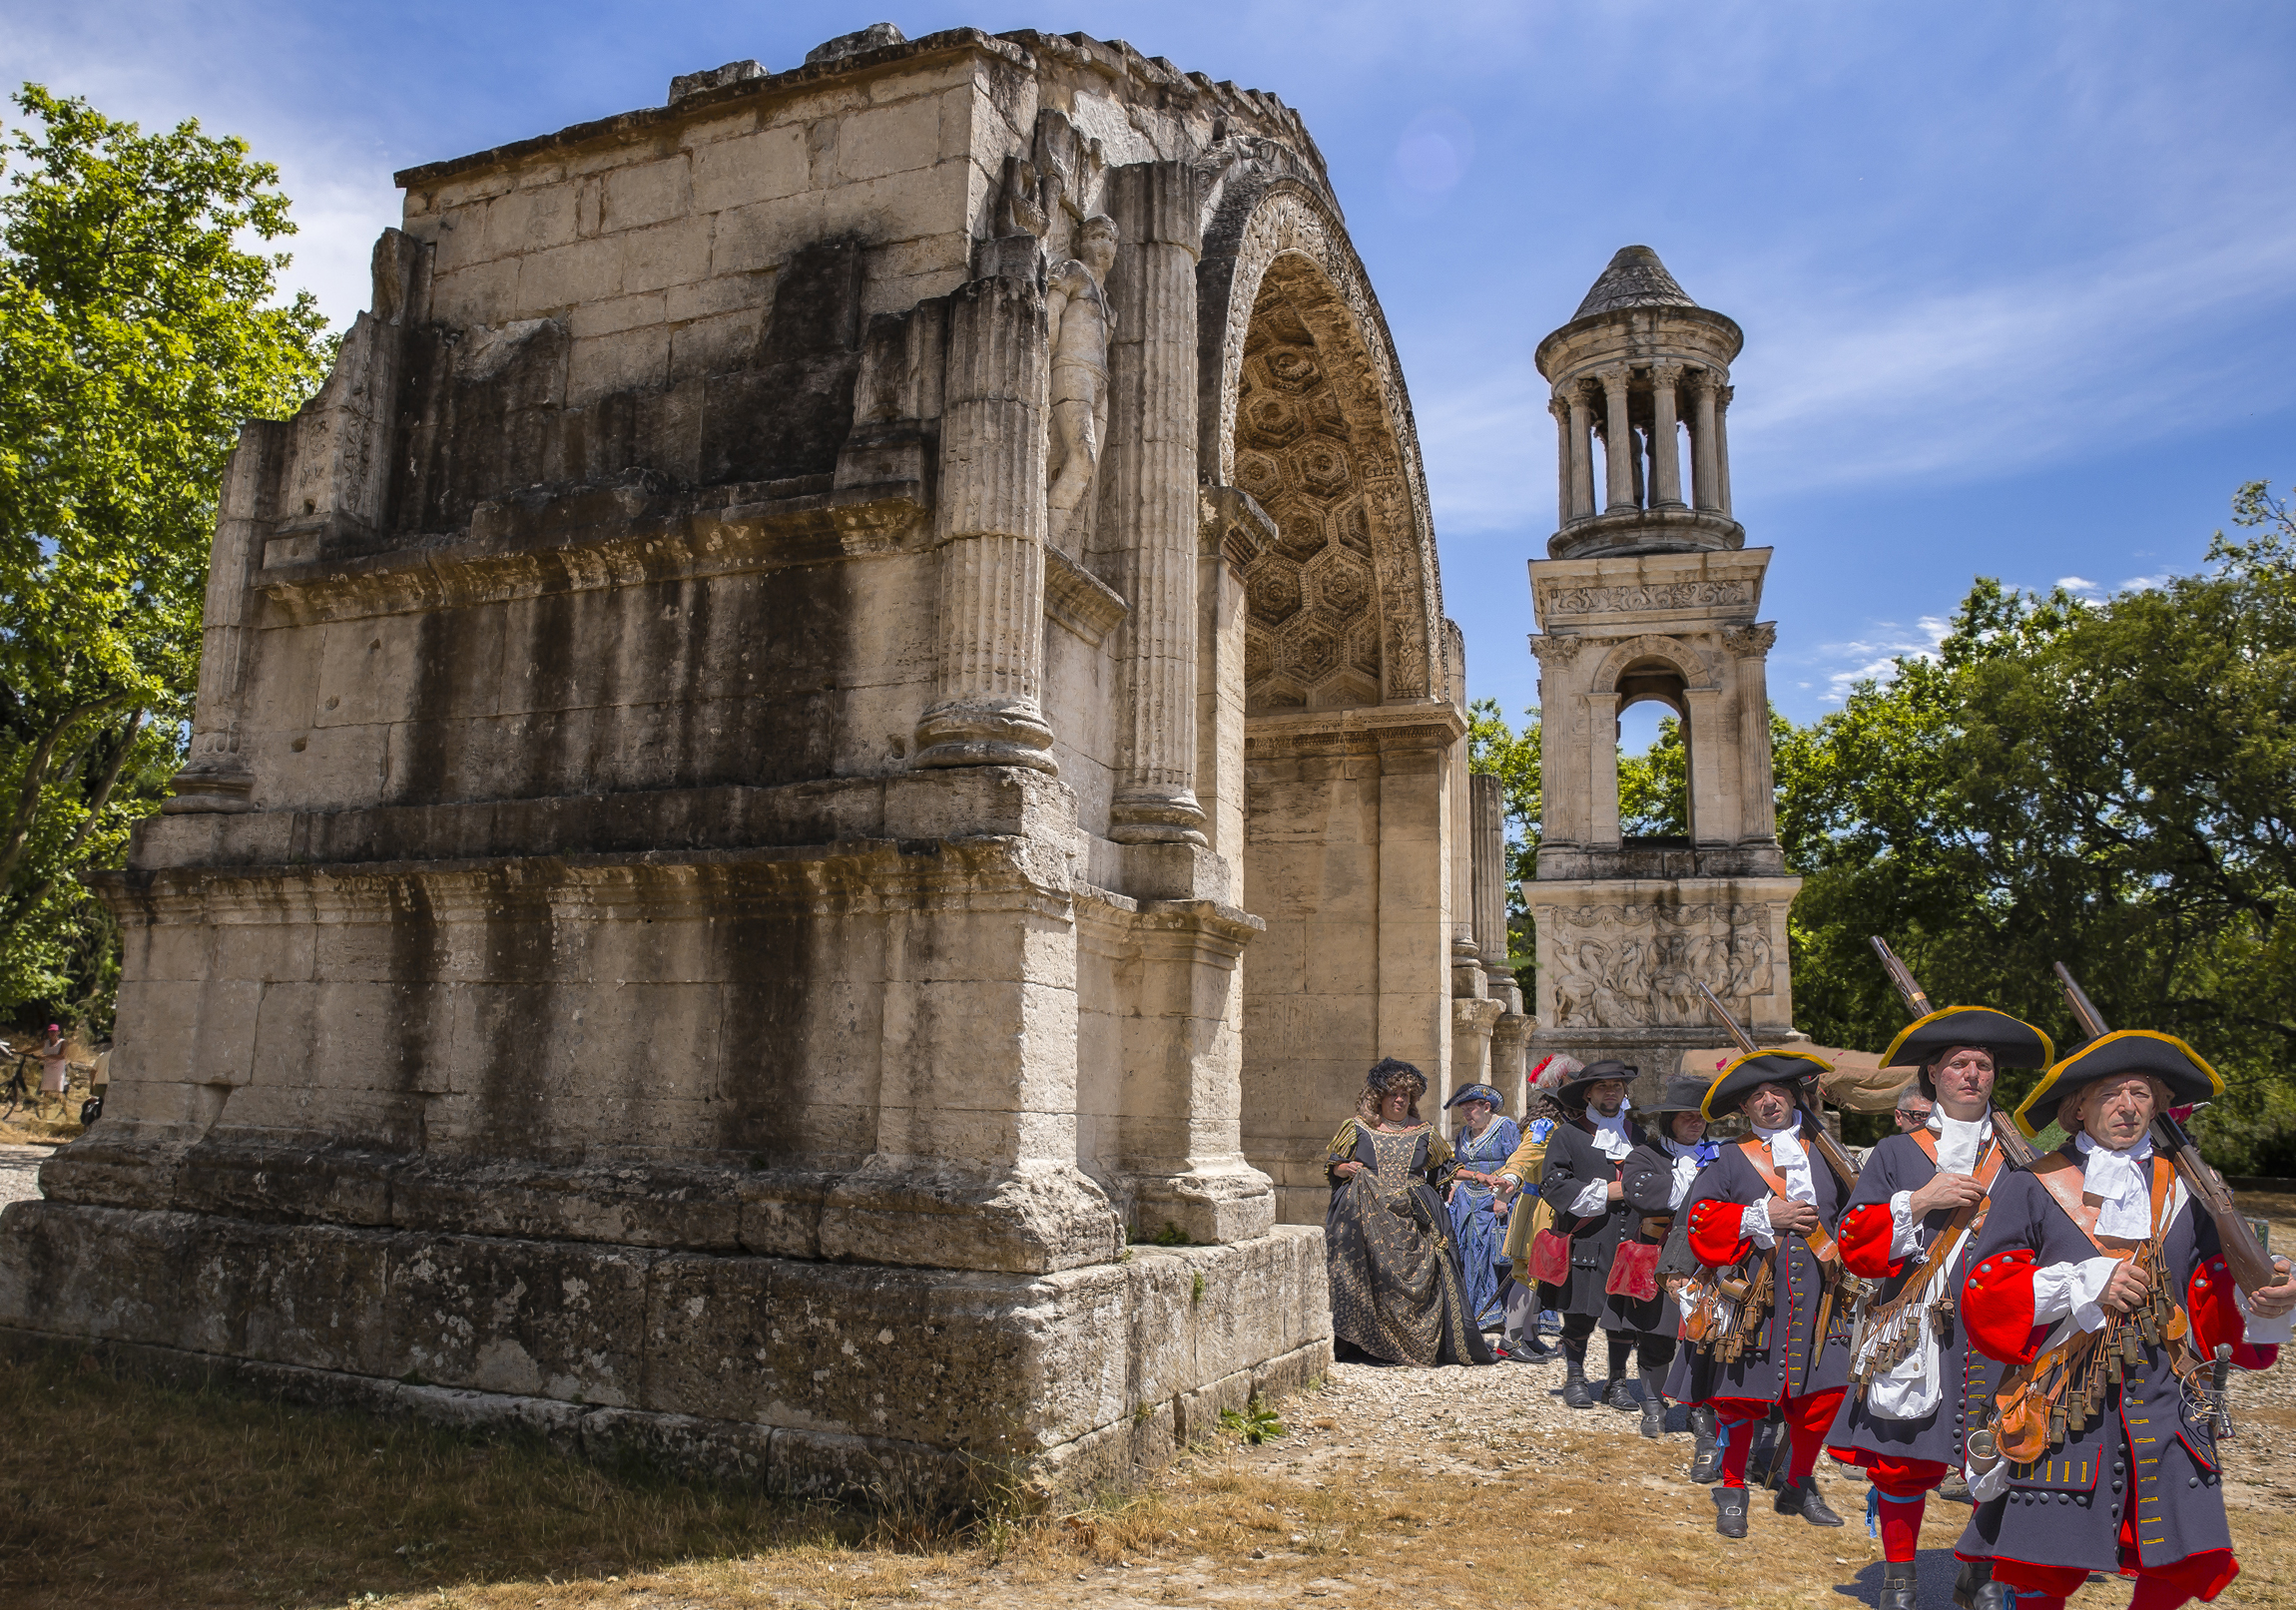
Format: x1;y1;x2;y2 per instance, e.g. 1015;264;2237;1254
1214;229;1454;1225
1614;660;1693;844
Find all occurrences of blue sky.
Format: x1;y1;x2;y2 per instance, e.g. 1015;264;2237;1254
10;1;2294;733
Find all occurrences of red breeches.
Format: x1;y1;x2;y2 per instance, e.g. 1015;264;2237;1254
1707;1390;1846;1491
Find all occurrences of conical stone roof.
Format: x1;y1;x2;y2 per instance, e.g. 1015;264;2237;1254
1571;245;1697;319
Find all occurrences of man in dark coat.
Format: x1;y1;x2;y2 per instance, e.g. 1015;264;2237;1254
1619;1072;1722;1442
1824;1006;2054;1610
1955;1032;2295;1610
1533;1060;1646;1409
1679;1049;1855;1538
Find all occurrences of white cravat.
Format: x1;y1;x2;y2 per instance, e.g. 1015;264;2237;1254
1931;1109;1991;1175
2078;1132;2155;1241
1660;1136;1702;1210
1753;1115;1816;1203
1589;1102;1635;1163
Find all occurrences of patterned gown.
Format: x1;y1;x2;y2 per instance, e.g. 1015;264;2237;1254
1445;1116;1522;1330
1325;1120;1496;1366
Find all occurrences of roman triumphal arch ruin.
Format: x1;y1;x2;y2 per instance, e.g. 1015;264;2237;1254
0;26;1525;1496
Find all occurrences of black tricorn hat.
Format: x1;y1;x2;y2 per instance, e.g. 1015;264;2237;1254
1882;1007;2054;1097
2011;1030;2224;1140
1701;1048;1833;1120
1557;1059;1636;1107
1643;1072;1715;1117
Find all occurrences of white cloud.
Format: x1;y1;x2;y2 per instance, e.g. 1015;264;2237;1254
2056;575;2098;592
1793;615;1952;705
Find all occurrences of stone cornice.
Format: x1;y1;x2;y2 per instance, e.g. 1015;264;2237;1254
258;478;927;627
1043;546;1129;646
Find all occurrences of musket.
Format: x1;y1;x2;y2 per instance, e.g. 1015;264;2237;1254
2050;962;2285;1298
1871;936;2040;1170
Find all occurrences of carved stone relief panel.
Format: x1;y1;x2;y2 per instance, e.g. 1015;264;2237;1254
1536;900;1778;1028
1540;579;1753;616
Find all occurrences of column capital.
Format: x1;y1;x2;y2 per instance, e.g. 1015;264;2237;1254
1716;383;1735;409
1647;358;1686;384
1723;622;1778;658
1687;365;1723;394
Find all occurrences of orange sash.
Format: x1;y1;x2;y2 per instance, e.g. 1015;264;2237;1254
2029;1151;2172;1254
1735;1137;1839;1265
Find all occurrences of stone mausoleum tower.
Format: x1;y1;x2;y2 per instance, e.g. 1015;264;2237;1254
0;26;1504;1498
1524;247;1800;1081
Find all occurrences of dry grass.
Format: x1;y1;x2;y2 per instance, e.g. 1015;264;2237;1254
4;1344;2295;1610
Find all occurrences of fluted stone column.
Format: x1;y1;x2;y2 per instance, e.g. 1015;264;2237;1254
1601;366;1636;512
1469;772;1518;1006
915;274;1058;772
1445;621;1484;999
1105;163;1206;842
1716;383;1735;517
166;421;285;810
1649;361;1684;509
1566;385;1598;522
1550;395;1573;531
1689;369;1722;514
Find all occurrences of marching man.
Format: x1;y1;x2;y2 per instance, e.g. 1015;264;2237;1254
1955;1032;2296;1610
1824;1006;2055;1610
1677;1048;1856;1538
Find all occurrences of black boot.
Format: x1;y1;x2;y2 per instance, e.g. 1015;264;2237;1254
1952;1558;2010;1610
1776;1476;1845;1527
1560;1342;1596;1408
1879;1560;1918;1610
1745;1414;1783;1485
1687;1404;1722;1483
1604;1374;1638;1411
1714;1485;1748;1539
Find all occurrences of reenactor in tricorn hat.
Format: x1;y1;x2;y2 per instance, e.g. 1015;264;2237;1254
1527;1060;1650;1410
1615;1071;1721;1441
1821;1005;2054;1610
1676;1046;1855;1538
1952;1030;2296;1610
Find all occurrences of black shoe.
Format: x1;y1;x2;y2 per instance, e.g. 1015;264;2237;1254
1715;1486;1748;1539
1879;1561;1918;1610
1604;1376;1638;1412
1640;1395;1666;1439
1504;1337;1556;1361
1952;1559;2009;1610
1687;1405;1722;1484
1937;1473;1974;1504
1776;1477;1844;1527
1561;1351;1597;1408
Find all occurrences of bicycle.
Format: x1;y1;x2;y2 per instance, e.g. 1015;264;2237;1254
0;1041;58;1123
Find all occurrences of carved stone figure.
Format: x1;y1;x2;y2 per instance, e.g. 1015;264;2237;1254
1046;214;1117;530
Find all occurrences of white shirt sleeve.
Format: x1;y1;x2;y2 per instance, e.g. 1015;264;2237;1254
1743;1197;1777;1250
2029;1257;2119;1334
1569;1179;1611;1218
2235;1285;2296;1346
1889;1190;1923;1259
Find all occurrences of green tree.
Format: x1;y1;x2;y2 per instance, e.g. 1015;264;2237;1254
1467;696;1541;978
0;86;329;1020
1780;484;2296;1171
1617;710;1687;836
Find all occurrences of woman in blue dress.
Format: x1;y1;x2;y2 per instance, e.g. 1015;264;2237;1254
1443;1082;1522;1334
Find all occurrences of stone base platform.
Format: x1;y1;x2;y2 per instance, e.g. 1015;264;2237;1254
0;1201;1330;1505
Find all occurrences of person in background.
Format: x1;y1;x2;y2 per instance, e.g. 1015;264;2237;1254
1531;1060;1647;1410
1493;1055;1580;1360
1443;1082;1522;1336
1324;1058;1495;1367
1894;1086;1936;1134
37;1024;69;1103
1620;1073;1723;1441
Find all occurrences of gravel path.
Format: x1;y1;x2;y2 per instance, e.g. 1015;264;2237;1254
0;1143;50;1212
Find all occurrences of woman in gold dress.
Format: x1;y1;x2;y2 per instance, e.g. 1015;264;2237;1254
1324;1058;1495;1366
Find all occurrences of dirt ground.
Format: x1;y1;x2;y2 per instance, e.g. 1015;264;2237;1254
3;1199;2289;1610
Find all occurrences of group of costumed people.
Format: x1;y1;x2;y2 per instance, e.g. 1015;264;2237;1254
1320;994;2296;1610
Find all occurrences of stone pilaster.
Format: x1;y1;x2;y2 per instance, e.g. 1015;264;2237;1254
165;421;285;811
915;273;1058;772
1105;162;1207;842
1601;365;1636;513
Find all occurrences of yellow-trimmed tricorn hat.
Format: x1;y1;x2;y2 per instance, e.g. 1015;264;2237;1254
2010;1029;2225;1140
1882;1007;2054;1075
1702;1049;1834;1121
